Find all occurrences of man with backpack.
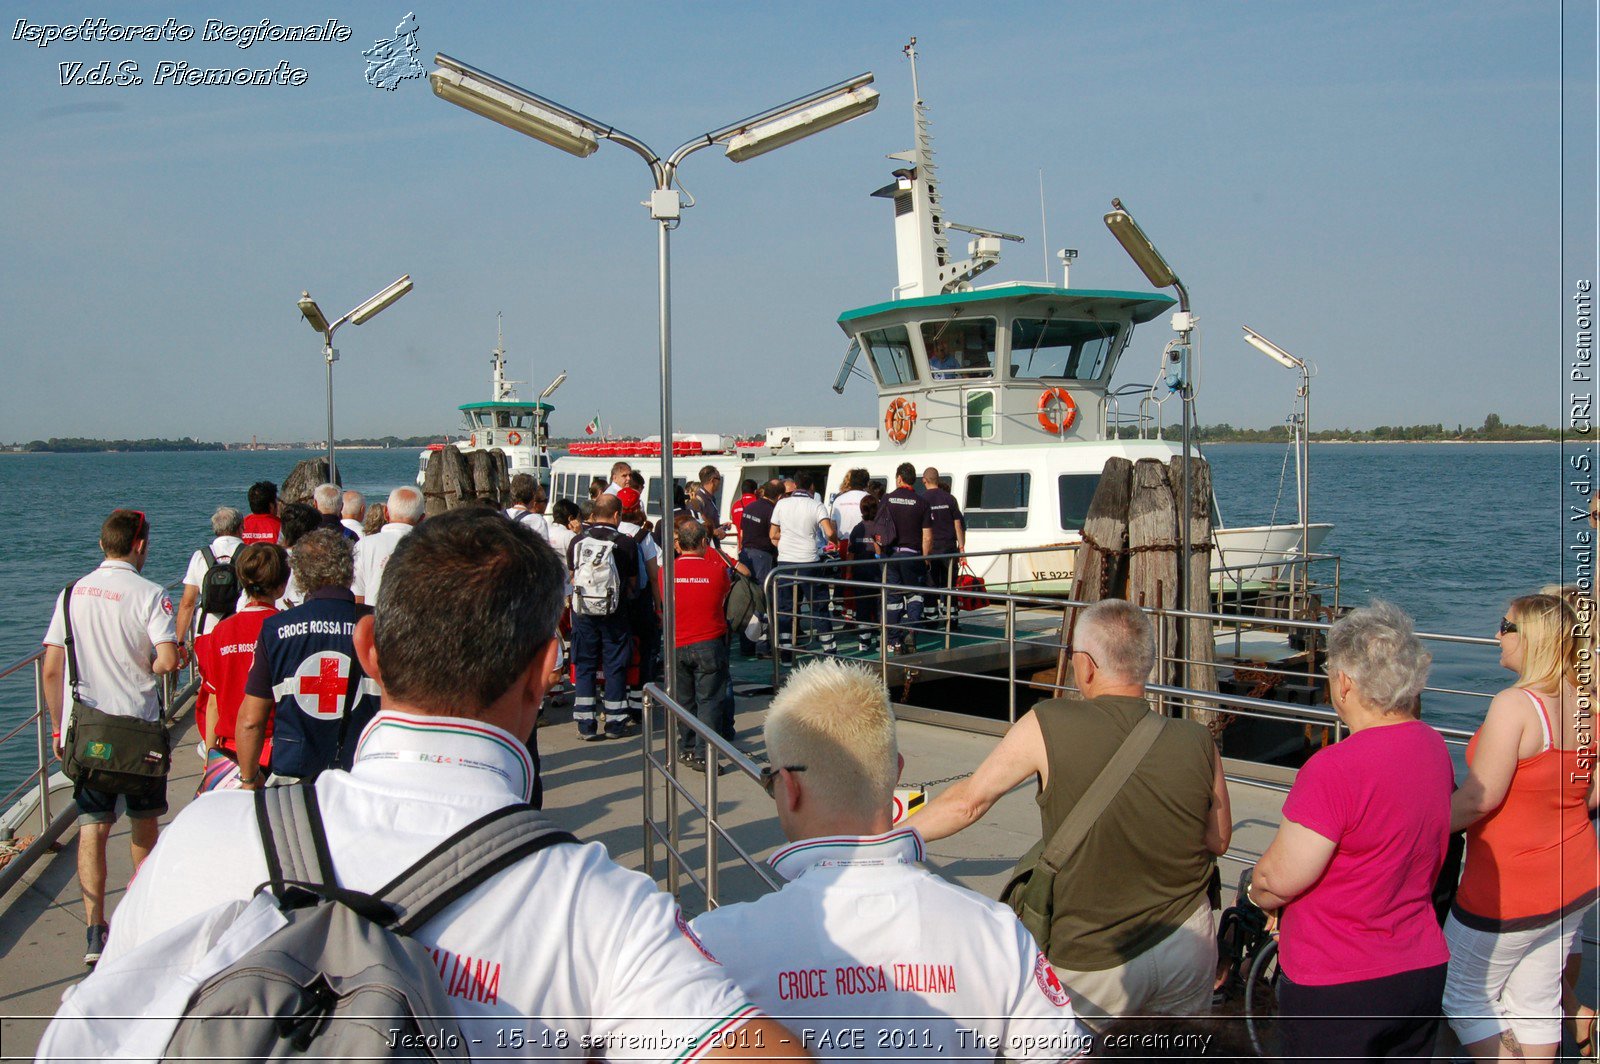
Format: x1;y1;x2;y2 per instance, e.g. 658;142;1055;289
567;493;639;741
505;473;551;541
175;506;245;654
55;510;801;1062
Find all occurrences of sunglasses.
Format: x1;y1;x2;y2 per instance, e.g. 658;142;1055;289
123;509;149;537
1498;617;1519;636
758;764;807;796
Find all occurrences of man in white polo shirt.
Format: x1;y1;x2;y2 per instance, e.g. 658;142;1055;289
351;485;423;606
768;471;838;659
97;509;803;1061
41;509;179;966
173;505;244;648
340;490;367;539
691;660;1084;1062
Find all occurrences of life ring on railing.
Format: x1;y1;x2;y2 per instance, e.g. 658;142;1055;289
1037;388;1078;434
469;433;477;447
884;398;917;444
506;430;523;446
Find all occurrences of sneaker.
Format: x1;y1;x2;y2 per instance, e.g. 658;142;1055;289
84;922;108;967
577;725;603;742
678;751;707;772
603;722;631;740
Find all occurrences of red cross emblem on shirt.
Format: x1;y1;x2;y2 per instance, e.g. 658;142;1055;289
293;652;352;719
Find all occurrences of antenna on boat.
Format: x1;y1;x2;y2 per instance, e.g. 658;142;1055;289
1039;169;1049;281
873;38;1017;297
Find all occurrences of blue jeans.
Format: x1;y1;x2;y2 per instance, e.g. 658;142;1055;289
887;550;926;646
571;611;632;734
774;559;834;650
674;637;731;758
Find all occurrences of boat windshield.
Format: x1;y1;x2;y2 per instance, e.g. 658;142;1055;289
1009;318;1118;381
923;319;996;381
862;326;918;386
495;410;535;430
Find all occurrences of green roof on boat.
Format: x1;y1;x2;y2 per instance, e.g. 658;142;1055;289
458;400;553;412
837;284;1177;326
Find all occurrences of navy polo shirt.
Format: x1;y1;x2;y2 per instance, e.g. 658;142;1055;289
923;487;964;552
883;487;930;554
740;497;777;555
244;586;378;779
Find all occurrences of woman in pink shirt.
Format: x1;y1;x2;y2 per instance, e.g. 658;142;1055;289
1251;600;1453;1060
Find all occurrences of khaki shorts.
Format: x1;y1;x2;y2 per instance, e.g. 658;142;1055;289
1052;899;1215;1028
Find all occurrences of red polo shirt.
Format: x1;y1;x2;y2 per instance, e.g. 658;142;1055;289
193;604;277;762
658;550;729;648
240;513;281;545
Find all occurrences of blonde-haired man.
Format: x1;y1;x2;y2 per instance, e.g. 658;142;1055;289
691;660;1083;1061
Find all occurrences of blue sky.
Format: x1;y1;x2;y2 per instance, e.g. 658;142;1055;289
0;1;1584;441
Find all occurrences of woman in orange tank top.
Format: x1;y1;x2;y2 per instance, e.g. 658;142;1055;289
1443;594;1600;1062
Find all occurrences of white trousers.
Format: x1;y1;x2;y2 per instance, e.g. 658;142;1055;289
1443;910;1587;1047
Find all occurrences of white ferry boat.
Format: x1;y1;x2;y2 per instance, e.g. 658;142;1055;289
550;57;1328;593
416;317;564;489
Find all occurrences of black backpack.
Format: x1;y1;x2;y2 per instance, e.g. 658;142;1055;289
199;546;240;621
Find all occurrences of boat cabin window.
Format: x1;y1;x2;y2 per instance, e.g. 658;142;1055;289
862;326;918;387
923;319;996;381
1057;474;1100;532
646;477;688;519
965;389;996;439
964;472;1030;530
1009;318;1118;382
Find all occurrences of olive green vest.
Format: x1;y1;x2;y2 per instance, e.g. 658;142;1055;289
1034;694;1217;972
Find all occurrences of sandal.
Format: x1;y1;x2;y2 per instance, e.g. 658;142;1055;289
1576;1005;1597;1060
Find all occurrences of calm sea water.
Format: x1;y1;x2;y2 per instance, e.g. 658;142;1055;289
0;443;1577;795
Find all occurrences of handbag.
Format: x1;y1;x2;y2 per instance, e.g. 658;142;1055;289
955;563;988;612
1000;710;1167;953
59;580;171;798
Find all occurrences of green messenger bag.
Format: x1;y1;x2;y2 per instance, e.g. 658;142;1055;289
58;580;171;798
1000;711;1166;951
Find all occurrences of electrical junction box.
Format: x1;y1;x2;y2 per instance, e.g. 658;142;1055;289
649;189;681;220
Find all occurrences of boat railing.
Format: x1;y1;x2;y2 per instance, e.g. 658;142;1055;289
0;579;201;906
762;560;1492;779
1104;384;1163;440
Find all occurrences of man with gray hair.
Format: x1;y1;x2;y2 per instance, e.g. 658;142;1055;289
691;660;1083;1058
340;490;366;539
175;505;244;648
312;482;358;541
353;485;424;606
916;598;1233;1028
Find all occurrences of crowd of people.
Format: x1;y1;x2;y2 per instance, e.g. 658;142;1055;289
29;475;1600;1061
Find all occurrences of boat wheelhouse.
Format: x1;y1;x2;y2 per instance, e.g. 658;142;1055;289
416;317;561;488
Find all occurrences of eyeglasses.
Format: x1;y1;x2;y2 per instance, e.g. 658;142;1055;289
1071;647;1098;670
758;764;807;796
1498;617;1519;636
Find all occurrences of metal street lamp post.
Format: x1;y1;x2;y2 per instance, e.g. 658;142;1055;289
430;55;877;698
297;275;414;482
1243;326;1314;618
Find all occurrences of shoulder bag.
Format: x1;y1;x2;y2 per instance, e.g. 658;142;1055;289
1000;709;1167;953
59;581;171;797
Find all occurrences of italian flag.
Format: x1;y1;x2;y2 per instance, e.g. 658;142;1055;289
584;415;601;436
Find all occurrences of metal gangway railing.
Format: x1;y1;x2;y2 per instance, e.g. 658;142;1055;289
0;580;202;903
763;554;1491;773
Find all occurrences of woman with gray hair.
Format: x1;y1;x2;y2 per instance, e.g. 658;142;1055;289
1250;599;1452;1060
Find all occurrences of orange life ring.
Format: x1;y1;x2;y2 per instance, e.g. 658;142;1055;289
507;430;523;446
884;398;917;444
469;433;477;447
1037;388;1078;434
